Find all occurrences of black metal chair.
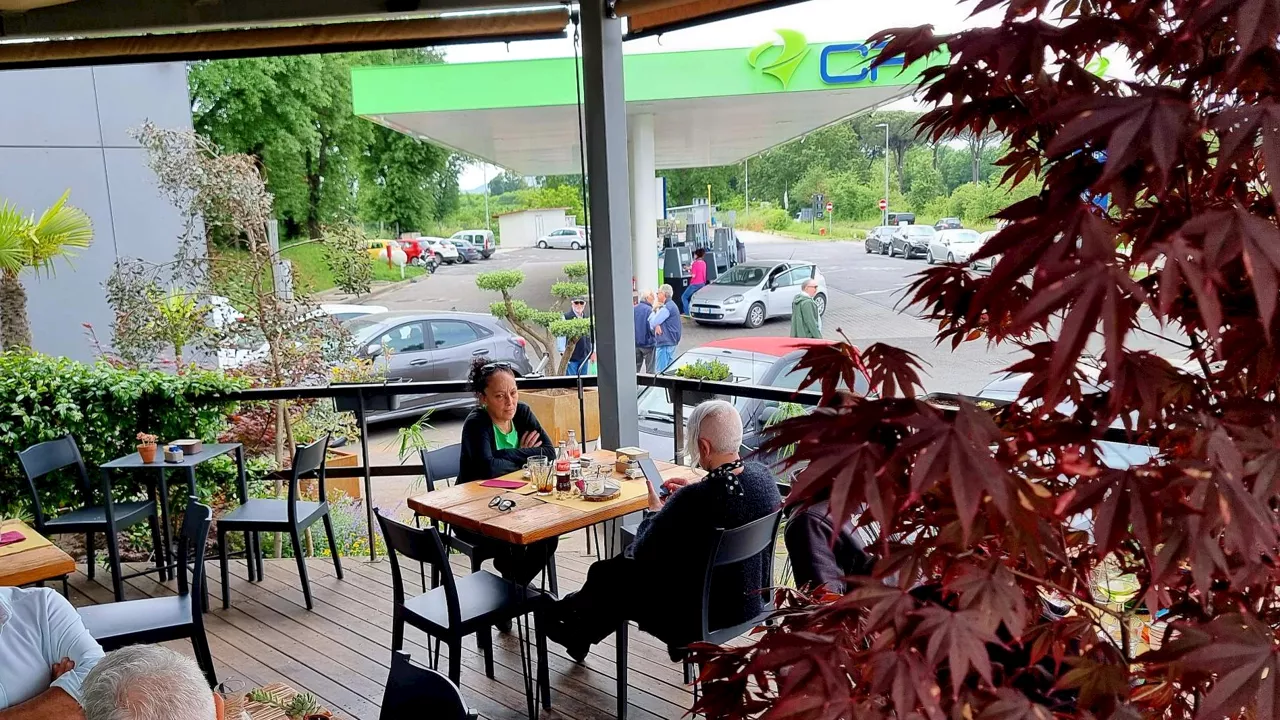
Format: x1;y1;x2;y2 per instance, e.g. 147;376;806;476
18;435;163;602
618;509;784;719
216;436;341;611
380;651;478;720
414;444;559;595
375;508;551;720
78;497;217;686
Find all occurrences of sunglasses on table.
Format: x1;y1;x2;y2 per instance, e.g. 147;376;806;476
489;496;517;512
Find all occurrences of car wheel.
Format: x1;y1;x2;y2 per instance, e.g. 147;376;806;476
926;250;935;265
538;241;548;249
865;241;873;254
814;293;827;316
881;243;890;256
745;302;766;329
571;241;582;250
947;253;955;264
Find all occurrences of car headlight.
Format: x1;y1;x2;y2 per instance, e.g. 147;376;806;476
724;295;744;304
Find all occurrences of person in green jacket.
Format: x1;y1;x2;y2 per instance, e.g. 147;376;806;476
790;279;823;339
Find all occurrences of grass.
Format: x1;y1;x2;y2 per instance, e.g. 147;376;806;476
212;240;425;295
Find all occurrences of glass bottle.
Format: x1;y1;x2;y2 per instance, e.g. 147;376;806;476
566;430;581;460
554;441;571;497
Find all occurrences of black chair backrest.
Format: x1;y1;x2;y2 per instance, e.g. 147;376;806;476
176;497;213;607
17;435;91;530
287;436;330;521
419;444;462;493
374;508;461;625
380;651;475;720
699;509;783;640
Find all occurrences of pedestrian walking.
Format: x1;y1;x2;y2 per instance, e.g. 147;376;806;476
562;297;592;375
649;284;682;372
634;290;657;373
680;248;708;315
790;279;822;339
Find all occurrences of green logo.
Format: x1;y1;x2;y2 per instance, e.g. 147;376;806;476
748;29;810;90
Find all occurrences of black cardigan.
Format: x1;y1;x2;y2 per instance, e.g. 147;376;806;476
457;403;556;484
629;461;782;647
783;497;873;594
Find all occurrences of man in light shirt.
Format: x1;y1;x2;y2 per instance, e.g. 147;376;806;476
0;586;104;719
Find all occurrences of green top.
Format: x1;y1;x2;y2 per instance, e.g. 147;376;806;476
791;294;822;339
494;423;518;451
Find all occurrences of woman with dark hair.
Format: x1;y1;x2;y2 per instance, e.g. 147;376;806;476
455;359;558;586
680;247;708;315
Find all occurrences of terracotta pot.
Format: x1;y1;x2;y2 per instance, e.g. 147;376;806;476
137;443;158;463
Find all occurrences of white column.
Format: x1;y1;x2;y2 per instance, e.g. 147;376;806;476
628;113;659;294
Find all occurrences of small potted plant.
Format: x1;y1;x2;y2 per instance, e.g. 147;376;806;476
136;432;158;463
246;689;331;719
672;359;734;406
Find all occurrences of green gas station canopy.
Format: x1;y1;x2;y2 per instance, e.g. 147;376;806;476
352;38;942;175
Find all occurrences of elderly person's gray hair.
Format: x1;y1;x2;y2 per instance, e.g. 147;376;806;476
802;278;819;290
83;645;215;720
658;284;674;299
685;399;744;468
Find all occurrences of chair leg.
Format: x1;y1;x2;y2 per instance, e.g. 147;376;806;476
536;611;551;710
253;532;264;582
617;621;629;720
218;530;231;610
479;625;495;678
391;610;404;652
447;638;462;685
584;525;592;555
192;632;217;687
147;514;165;581
288;527;313;610
321;513;343;579
244;532;255;581
104;529;125;602
547;553;559;596
85;532;95;580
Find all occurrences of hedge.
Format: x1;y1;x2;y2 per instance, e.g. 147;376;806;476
0;353;247;516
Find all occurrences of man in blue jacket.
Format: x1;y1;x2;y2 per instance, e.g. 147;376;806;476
648;284;682;372
634;290;657;373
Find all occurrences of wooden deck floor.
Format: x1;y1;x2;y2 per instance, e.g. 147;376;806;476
64;532;718;720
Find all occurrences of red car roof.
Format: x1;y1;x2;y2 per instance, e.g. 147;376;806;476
700;337;835;357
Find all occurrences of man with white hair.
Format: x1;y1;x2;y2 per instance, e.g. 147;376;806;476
82;645;222;720
647;284;682;372
543;400;781;662
790;278;822;339
633;290;657;373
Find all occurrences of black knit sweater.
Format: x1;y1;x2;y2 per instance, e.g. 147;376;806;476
630;461;782;646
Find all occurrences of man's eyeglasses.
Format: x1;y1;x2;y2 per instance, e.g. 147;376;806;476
489;496;517;512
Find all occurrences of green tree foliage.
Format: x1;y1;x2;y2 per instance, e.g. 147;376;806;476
476;263;592;373
487;170;527;195
189;48;458;240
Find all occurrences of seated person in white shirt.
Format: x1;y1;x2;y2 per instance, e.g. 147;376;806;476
0;586;104;720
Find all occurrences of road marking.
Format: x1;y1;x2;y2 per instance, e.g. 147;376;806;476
855;288;899;296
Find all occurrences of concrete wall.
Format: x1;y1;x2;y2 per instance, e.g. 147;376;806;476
497;209;568;249
0;63;192;362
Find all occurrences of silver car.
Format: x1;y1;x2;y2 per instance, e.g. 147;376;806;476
687;261;826;329
927;228;983;265
536;227;588;250
970;230;999;272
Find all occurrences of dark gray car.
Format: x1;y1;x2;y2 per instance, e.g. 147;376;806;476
344;311;533;421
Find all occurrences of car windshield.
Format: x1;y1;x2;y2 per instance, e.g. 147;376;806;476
637;352;763;421
345;315;390;347
712;265;768;286
949;230;982;243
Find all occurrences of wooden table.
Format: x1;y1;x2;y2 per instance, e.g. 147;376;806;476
0;519;76;587
407;449;697;546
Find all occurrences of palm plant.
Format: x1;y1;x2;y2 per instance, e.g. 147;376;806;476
0;191;93;351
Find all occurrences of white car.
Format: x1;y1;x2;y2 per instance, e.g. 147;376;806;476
416;237;459;265
213;300;387;370
970;230;1000;272
537;227;588;250
688;261;826;329
926;228;983;265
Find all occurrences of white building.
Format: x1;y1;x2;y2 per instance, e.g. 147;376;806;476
497;208;569;249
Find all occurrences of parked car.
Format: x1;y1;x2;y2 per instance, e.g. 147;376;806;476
927;228;984;265
449;239;483;263
687;261;825;329
887;212;915;226
537;227;588;250
366;239;392;260
636;337;869;461
411;237;458;266
213;301;387;370
891;225;938;259
321;303;388;323
970;230;1000;272
934;217;963;231
344;311;533;421
451;230;495;259
864;226;897;255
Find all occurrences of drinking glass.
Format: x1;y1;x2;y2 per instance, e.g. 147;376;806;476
530;457;554;496
216;680;249;720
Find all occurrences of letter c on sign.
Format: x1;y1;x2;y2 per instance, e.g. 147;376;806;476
820;43;870;85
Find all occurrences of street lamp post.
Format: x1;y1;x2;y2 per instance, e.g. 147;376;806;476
876;122;889;225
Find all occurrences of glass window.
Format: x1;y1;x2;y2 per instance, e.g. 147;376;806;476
780;266;812;287
429;320;482;350
712;265;768;286
380;322;426;353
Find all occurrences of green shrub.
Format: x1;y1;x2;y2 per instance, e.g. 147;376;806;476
674;359;732;382
0;353;246;516
762;209;791;231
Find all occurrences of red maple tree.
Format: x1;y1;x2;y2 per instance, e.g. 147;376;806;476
692;1;1280;718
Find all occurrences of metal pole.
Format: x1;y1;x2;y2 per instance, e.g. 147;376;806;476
744;159;749;217
581;0;638;450
483;165;491;231
882;123;890;225
357;392;376;562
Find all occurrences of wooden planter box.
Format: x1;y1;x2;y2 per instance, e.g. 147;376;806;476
301;447;362;500
522;388;600;445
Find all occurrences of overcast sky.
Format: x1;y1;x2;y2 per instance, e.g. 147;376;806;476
449;0;1000;189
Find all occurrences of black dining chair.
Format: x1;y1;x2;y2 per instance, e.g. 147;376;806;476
375;508;551;720
19;435;164;602
381;651;478;720
617;509;784;719
216;436;341;611
414;444;559;596
78;497;217;686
